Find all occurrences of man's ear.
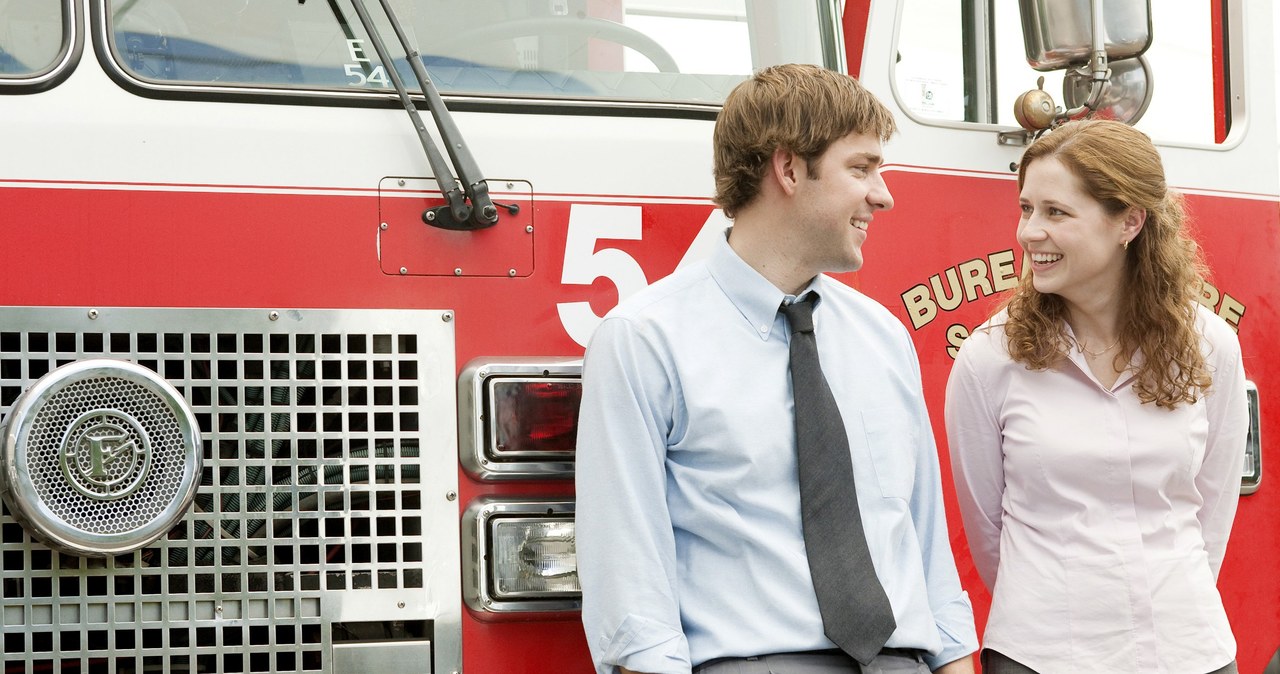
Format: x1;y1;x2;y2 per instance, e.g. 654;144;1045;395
770;147;801;196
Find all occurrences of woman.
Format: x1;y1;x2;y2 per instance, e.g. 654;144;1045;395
945;119;1247;674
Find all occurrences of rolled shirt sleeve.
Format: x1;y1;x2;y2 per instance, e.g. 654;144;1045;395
903;338;979;669
576;316;691;674
914;458;981;671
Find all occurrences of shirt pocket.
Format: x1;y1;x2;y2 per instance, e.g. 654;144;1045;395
859;408;917;500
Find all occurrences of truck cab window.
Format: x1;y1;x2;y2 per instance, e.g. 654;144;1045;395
894;0;1220;144
0;0;68;79
892;0;968;121
105;0;828;106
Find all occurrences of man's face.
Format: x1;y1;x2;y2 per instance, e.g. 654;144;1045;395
789;132;894;276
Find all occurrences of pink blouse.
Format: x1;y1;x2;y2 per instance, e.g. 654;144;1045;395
945;305;1248;674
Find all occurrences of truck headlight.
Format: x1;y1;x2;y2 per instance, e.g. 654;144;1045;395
463;499;579;613
491;518;578;598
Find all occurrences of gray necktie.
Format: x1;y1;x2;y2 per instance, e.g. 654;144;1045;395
781;293;896;665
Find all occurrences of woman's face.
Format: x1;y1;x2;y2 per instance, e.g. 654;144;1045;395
1017;157;1131;307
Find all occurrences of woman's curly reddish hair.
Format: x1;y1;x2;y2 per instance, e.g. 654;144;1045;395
1003;119;1211;408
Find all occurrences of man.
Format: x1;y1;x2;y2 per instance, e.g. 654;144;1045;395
575;64;977;674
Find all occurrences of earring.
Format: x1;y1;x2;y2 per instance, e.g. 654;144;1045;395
1122;239;1129;250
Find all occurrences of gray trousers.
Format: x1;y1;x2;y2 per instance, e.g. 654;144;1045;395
981;649;1239;674
694;649;929;674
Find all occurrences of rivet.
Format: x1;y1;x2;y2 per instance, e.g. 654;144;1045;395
445;490;457;501
400;267;408;275
269;311;279;321
508;269;517;277
454;268;463;276
380;223;388;230
525;225;534;234
87;309;99;320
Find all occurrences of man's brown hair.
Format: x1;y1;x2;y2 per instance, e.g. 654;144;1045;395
712;64;896;218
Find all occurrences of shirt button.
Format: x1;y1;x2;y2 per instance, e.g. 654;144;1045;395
759;325;768;332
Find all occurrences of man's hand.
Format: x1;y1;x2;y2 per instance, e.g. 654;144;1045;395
932;653;976;674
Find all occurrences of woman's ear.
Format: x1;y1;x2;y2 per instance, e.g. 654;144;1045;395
1122;207;1147;246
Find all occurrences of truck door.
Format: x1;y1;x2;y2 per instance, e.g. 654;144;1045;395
845;1;1280;671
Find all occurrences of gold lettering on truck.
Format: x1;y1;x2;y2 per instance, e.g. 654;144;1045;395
902;251;1247;356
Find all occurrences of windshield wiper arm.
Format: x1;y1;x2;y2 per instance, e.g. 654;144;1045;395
347;0;499;230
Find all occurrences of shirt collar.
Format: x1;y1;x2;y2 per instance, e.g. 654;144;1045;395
707;227;823;340
1060;320;1140;392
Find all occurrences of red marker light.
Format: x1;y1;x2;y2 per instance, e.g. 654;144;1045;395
489;378;581;458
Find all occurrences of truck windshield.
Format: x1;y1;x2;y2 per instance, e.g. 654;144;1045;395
106;0;829;106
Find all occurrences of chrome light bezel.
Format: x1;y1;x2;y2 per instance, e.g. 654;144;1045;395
458;358;581;481
1242;380;1262;495
462;498;580;614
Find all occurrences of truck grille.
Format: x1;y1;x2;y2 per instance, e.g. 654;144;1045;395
0;308;460;674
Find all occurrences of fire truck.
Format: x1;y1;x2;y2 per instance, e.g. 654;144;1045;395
0;0;1275;672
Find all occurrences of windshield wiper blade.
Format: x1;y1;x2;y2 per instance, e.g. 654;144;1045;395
347;0;499;230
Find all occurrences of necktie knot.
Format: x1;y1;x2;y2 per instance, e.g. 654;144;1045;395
781;294;817;334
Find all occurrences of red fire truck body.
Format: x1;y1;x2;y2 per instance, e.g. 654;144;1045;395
0;1;1275;672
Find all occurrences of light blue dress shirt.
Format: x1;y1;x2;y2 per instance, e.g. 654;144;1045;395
576;231;977;674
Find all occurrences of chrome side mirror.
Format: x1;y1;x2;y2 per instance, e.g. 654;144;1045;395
1010;0;1154;132
1020;0;1151;72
